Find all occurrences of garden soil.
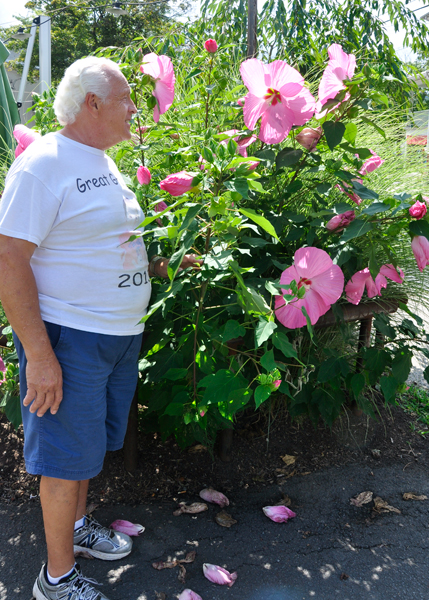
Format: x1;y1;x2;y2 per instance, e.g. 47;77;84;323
1;398;429;599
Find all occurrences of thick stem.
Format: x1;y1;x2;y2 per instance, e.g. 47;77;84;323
193;226;212;400
205;57;214;130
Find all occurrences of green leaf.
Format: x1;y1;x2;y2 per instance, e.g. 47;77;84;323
351;373;365;398
163;402;186;416
302;306;314;341
364;348;390;384
3;393;21;429
261;349;277;371
254;384;272;408
164;368;188;381
340;219;372;242
272;331;298;360
222;388;253;415
409;219;429;241
224;178;249;199
238;208;280;240
323;121;346;150
360;116;386;139
318;357;349;383
380;376;398;404
424;366;429;386
344;122;357;145
373;313;396;339
392;348;413;383
178;204;202;233
255;318;277;347
222;320;246;343
362;202;391;216
276;148;303;170
167;231;196;282
199;369;247;405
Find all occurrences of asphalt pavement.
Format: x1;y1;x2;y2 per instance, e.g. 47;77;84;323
1;462;429;600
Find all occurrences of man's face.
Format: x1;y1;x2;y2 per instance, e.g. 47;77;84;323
97;70;137;149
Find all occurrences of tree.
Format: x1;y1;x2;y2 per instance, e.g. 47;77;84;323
2;0;190;83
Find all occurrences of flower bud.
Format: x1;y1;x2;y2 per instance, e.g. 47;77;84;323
160;171;200;196
137;166;151;185
204;39;218;53
359;150;384;175
295;127;322;152
326;210;355;232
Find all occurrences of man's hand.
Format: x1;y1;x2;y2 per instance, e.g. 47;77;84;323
154;254;203;279
24;353;63;417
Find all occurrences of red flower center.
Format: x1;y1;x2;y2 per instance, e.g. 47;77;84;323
264;88;282;106
297;277;312;292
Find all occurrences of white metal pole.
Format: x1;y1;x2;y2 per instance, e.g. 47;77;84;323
17;22;38;114
38;14;51;94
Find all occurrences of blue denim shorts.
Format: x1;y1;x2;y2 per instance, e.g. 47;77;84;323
14;322;142;481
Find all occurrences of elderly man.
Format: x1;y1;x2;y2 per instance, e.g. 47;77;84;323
0;56;194;600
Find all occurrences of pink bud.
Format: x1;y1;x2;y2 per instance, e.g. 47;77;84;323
295;126;322;152
0;356;5;373
274;380;281;388
137;166;151;185
139;126;150;134
109;520;145;536
411;235;429;272
237;97;245;107
409;200;427;220
326;210;355;232
199;488;229;507
204;39;218;53
160;171;198;196
154;201;168;226
245;160;260;171
178;590;203;600
359;150;384;175
263;505;296;523
203;563;237;587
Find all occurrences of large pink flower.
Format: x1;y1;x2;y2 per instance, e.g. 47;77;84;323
359;150;384;176
345;264;404;305
240;58;316;144
13;124;41;158
318;44;356;106
411;236;429;272
274;247;344;329
140;53;175;122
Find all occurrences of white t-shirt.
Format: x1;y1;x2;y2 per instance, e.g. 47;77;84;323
0;131;151;336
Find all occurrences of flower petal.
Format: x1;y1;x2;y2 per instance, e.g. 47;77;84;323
178;590;203;600
411;236;429;272
309;264;344;306
259;101;294;144
283;87;316;126
243;93;268;131
266;60;304;92
263;505;297;523
345;269;371;305
379;264;404;284
199;488;229;507
240;58;268;96
109;520;145;536
293;247;334;279
203;563;237;587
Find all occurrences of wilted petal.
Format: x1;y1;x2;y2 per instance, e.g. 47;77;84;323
178;590;203;600
109;520;145;536
379;264;404;284
199;488;229;507
203;563;237;587
263;505;297;523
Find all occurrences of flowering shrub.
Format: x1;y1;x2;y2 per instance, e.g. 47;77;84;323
4;35;429;442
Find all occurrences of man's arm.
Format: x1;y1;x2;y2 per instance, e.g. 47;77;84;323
0;234;63;417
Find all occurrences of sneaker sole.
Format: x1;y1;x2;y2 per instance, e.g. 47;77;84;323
32;580;48;600
73;544;132;560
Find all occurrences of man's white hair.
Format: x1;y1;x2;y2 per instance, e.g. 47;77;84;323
53;56;123;126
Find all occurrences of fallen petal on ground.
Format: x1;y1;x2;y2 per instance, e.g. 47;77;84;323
215;510;237;527
173;502;208;516
350;491;373;507
199;488;230;507
403;492;428;501
203;563;237;587
109;520;145;536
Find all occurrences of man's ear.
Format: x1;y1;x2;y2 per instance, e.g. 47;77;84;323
85;93;100;118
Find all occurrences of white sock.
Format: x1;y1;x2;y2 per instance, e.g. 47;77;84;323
74;516;85;530
47;564;75;585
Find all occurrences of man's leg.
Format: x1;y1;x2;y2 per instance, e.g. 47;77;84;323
76;479;89;522
40;476;80;578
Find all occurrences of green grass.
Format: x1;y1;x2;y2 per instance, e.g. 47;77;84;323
397;385;429;435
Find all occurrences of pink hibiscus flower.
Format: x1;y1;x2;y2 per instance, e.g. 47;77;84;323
160;171;199;196
239;58;316;144
409;200;427;220
345;264;404;305
140;54;175;122
318;44;356;106
411;236;429;272
274;247;344;329
326;210;355;232
359;150;384;176
13;124;41;158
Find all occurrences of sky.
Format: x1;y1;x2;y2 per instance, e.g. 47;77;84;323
1;0;429;59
